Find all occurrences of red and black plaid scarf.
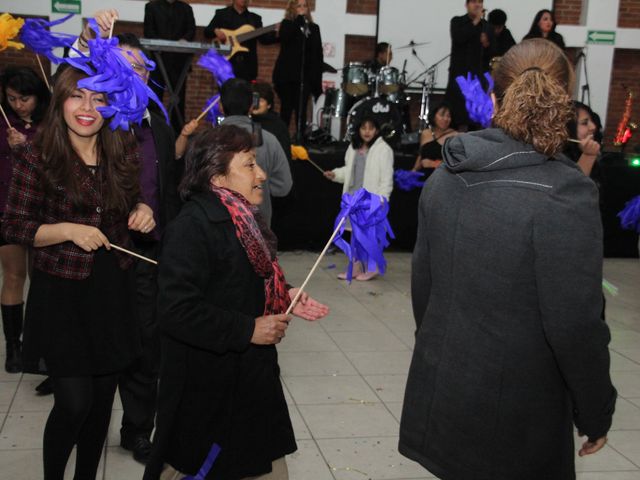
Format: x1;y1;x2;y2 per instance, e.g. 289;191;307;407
211;185;290;315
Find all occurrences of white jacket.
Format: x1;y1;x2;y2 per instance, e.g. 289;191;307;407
331;137;394;200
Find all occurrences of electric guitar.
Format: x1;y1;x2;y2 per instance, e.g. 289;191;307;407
216;24;279;60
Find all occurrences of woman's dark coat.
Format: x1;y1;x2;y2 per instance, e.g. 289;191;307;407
144;192;296;480
272;16;324;99
399;129;616;480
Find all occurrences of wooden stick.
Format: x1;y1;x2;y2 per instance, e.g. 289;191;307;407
196;97;220;123
0;104;12;130
386;44;391;66
568;138;582;144
36;55;51;91
108;19;116;40
111;243;158;265
285;216;346;315
305;157;325;174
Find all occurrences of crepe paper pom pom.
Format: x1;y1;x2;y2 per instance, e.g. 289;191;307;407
0;13;25;52
394;169;425;191
618;195;640;233
456;72;494;128
19;14;76;63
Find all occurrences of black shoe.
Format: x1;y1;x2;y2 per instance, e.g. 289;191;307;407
35;377;54;396
121;435;152;464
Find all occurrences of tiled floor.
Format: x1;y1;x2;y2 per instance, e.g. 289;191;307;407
1;252;639;479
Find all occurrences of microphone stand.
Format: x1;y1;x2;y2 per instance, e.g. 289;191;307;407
576;47;591;106
296;16;309;145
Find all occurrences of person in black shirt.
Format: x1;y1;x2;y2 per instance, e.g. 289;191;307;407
523;9;566;50
488;9;515;57
143;0;196;134
204;0;276;81
251;82;292;162
444;0;492;130
368;42;393;74
272;0;324;138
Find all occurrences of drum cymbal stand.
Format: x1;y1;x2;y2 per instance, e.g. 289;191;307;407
408;54;450;133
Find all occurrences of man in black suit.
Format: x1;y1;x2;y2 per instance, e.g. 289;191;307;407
72;14;183;463
444;0;492;130
204;0;276;81
143;0;196;134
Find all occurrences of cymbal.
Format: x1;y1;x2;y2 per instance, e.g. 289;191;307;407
396;41;431;50
322;62;338;74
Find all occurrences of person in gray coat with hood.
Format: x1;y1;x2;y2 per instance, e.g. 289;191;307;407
220;78;293;226
400;38;616;480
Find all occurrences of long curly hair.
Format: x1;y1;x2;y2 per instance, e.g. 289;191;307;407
493;39;574;156
35;66;139;215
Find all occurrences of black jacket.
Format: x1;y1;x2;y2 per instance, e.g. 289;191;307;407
144;192;296;480
149;111;181;231
204;6;276;81
272;17;324;99
399;129;616;480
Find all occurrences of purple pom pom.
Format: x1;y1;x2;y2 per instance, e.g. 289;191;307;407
456;72;494;128
332;189;395;282
64;20;168;131
19;14;77;63
198;49;235;86
394;169;425;191
618;195;640;233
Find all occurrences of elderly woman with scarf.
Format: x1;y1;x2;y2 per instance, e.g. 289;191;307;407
144;125;328;480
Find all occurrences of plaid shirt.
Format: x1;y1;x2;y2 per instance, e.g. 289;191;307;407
1;142;136;279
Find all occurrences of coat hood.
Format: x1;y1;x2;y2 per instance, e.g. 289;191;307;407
443;128;552;173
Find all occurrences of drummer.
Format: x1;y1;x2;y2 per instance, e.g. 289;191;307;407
368;42;393;74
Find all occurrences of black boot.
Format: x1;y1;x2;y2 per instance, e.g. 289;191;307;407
2;303;24;373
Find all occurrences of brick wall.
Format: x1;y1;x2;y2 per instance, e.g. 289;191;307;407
553;0;583;25
618;0;640;28
344;34;376;66
604;49;640;150
346;0;377;15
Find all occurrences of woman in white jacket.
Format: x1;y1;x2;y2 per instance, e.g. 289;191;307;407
324;117;394;280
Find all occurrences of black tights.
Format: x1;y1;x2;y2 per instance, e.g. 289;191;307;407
43;374;118;480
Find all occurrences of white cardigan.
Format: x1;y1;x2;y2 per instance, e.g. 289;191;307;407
330;137;395;200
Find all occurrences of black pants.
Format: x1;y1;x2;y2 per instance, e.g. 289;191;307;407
275;81;311;138
44;374;118;480
118;242;160;443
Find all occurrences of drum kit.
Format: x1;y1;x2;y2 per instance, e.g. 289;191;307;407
321;61;410;144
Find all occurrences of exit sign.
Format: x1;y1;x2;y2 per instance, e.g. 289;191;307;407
587;30;616;45
52;0;81;14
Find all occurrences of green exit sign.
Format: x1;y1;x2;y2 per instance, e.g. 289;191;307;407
587;30;616;45
52;0;81;14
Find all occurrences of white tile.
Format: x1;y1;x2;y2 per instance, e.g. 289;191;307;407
0;447;104;480
298;404;399;439
279;351;357;376
104;446;145;480
0;411;49;449
611;351;640;372
346;351;412;376
608;431;640;465
0;381;18;413
384;402;404;423
284;375;379;405
575;444;638;472
363;375;408;403
612;372;640;398
329;331;409;353
288;405;312;440
286;439;334;480
611;399;640;431
578;474;640;479
317;437;432;480
276;324;339;352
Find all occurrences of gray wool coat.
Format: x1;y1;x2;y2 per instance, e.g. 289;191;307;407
399;128;616;480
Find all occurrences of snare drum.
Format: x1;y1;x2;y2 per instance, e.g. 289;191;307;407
323;87;350;118
343;62;370;97
378;66;400;94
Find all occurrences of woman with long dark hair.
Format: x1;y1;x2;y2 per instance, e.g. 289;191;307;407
0;66;50;373
523;9;566;49
412;102;458;174
400;39;616;479
2;66;154;480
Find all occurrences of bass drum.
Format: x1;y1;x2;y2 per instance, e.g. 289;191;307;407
346;97;404;146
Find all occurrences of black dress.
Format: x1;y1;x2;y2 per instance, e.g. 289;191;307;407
23;248;139;376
